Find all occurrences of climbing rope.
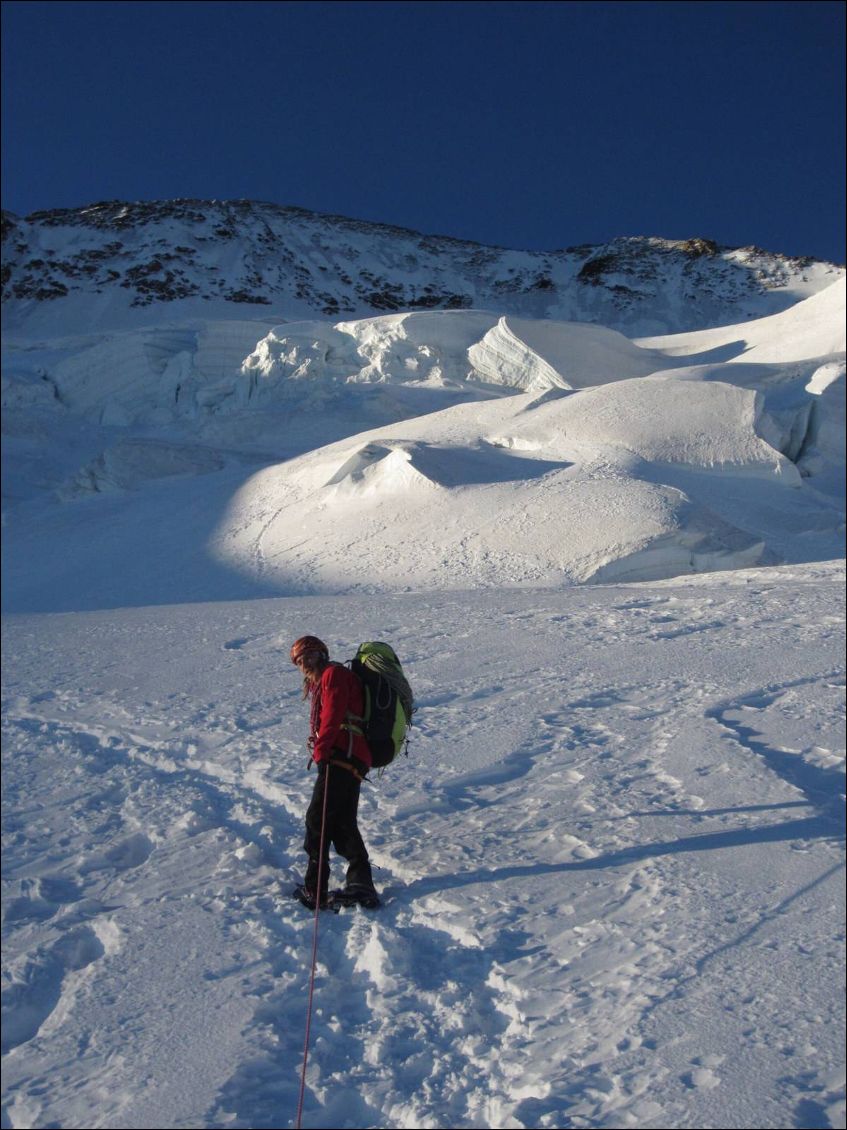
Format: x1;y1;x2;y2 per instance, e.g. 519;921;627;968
295;765;331;1129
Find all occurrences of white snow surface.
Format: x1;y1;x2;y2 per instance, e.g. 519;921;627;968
2;280;845;610
2;567;845;1129
636;276;847;364
1;229;845;1129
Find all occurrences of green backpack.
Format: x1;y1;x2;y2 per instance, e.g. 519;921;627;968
349;642;415;769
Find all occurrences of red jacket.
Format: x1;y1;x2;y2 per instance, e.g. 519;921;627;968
310;663;371;769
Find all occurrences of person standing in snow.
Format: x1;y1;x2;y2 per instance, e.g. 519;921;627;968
290;635;379;909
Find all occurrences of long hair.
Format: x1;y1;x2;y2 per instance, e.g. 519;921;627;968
302;661;328;700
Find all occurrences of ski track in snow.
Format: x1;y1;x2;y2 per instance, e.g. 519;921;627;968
2;574;845;1129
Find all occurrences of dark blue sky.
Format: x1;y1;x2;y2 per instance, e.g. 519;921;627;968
2;0;844;261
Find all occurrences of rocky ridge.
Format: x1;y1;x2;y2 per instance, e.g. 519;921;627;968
3;199;841;335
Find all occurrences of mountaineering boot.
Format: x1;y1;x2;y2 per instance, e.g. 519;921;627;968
329;883;382;909
292;884;334;911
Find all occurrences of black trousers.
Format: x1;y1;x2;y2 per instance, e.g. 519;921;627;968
304;761;373;895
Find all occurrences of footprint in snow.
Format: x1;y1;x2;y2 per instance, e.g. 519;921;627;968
223;637;253;650
3;875;83;926
79;832;155;875
1;925;106;1053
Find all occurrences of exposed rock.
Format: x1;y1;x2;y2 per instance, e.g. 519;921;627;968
1;199;842;334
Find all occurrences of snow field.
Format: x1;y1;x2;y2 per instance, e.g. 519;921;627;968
636;276;846;365
2;567;844;1129
208;363;838;594
2;224;845;1130
6;282;844;616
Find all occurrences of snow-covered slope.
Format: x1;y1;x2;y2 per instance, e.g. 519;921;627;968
209;383;781;592
1;202;844;1130
637;275;847;364
2;567;844;1129
2;202;844;613
5;282;844;612
3;200;842;337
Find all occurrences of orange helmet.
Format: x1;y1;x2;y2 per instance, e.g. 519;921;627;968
290;635;329;665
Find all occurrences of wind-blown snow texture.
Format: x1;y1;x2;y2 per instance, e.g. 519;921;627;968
2;575;845;1129
1;201;845;1130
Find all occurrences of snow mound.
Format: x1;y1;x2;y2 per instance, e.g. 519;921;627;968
343;310;503;385
5;283;841;433
243;310;675;398
2;279;843;610
487;377;802;475
321;443;440;494
242;311;504;394
213;452;769;592
469;316;670;390
211;383;811;593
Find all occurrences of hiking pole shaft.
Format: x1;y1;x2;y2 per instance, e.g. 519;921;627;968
296;764;331;1129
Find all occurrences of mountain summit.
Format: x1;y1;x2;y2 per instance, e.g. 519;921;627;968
2;198;841;337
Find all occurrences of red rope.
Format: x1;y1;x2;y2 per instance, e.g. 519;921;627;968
295;764;331;1130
